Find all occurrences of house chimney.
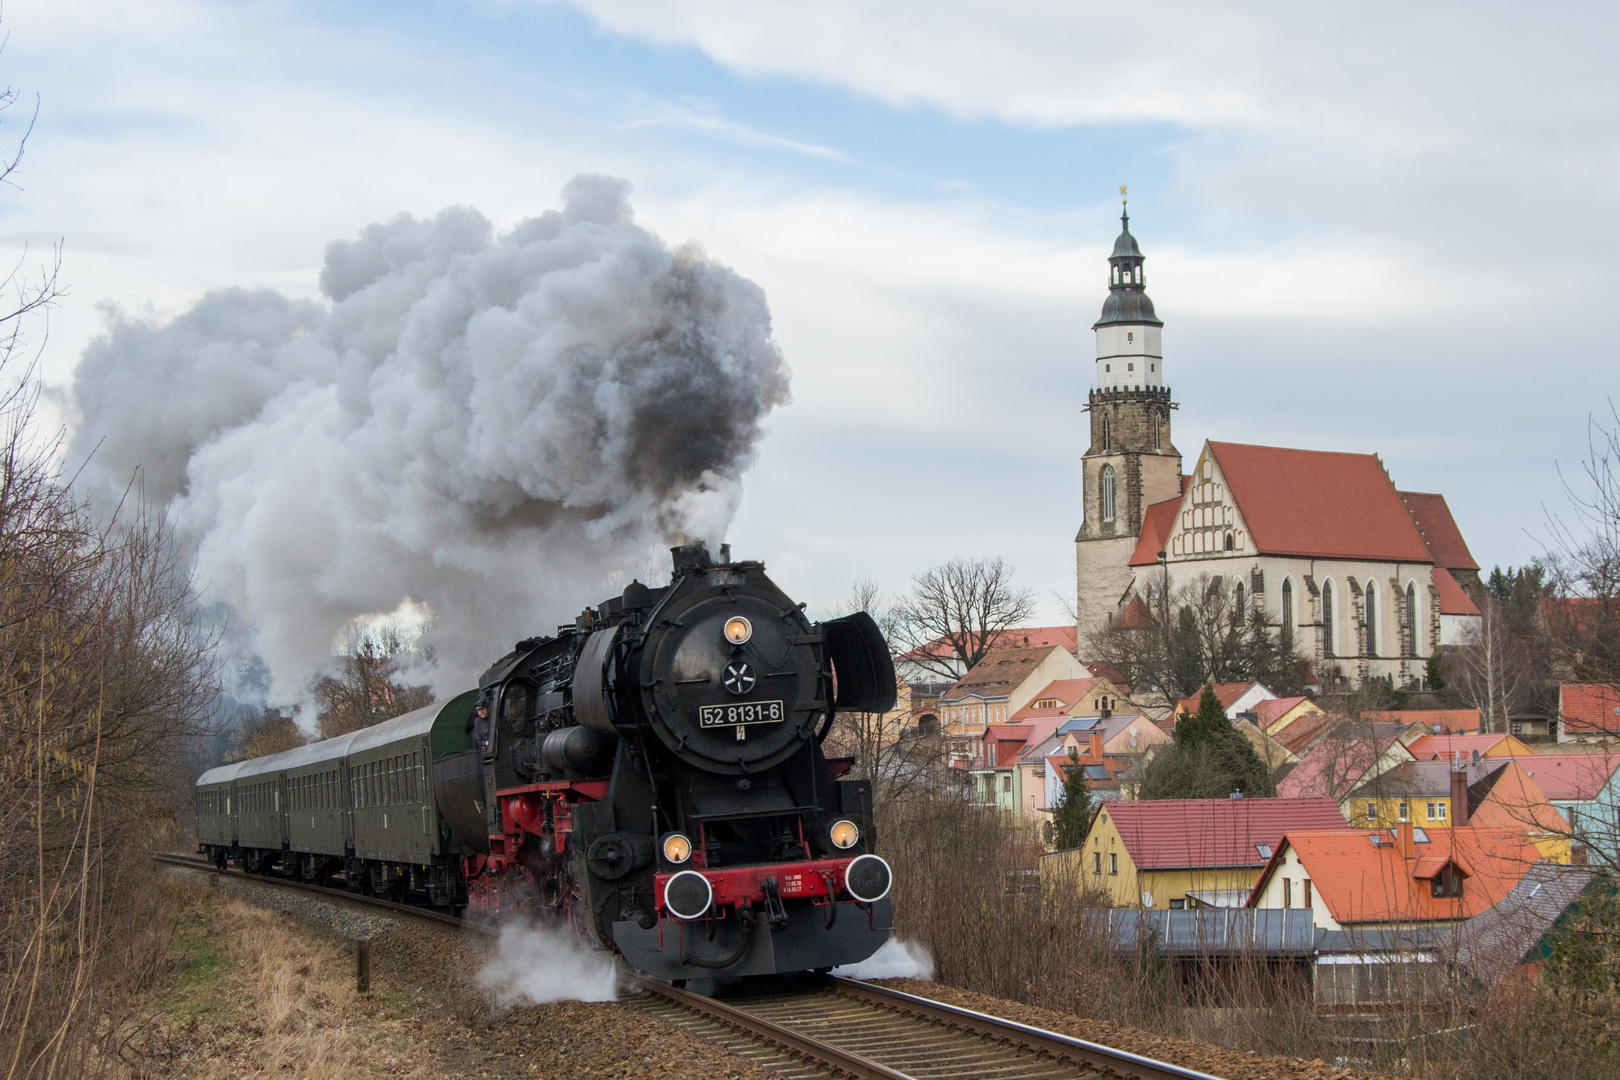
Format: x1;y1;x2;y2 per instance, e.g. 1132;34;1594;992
1397;821;1415;860
1089;732;1104;761
1450;761;1469;827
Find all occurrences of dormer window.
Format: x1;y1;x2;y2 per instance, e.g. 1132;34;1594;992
1431;865;1464;898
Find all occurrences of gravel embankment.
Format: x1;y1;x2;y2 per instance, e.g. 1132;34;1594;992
873;978;1396;1080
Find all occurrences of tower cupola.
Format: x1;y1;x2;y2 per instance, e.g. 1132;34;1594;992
1092;202;1164;392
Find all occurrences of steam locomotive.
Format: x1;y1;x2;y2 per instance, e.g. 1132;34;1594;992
196;542;897;980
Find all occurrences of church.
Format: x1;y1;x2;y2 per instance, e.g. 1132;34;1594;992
1074;206;1484;688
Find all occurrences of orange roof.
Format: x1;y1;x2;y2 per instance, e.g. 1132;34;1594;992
1252;826;1544;923
1009;678;1110;721
1560;684;1620;735
1406;733;1528;761
1209;442;1433;562
1128;498;1182;567
1508;753;1620;801
1400;491;1480;572
1467;760;1568;834
1433;568;1481;616
1362;708;1481;734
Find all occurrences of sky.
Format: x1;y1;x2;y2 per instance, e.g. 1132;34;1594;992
3;0;1617;634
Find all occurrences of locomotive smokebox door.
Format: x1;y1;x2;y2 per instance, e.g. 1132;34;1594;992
822;612;898;713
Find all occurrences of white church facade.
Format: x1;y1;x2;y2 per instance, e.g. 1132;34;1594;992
1074;206;1484;688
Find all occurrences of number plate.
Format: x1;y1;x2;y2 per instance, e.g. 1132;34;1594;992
699;700;786;728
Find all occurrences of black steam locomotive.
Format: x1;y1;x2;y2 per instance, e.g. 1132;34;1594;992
197;542;897;981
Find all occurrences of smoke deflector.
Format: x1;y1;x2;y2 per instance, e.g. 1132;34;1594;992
821;612;897;714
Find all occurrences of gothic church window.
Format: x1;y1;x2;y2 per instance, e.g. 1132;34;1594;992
1405;582;1418;657
1282;579;1294;638
1322;581;1335;656
1101;414;1110;450
1235;580;1245;616
1153;413;1161;449
1101;466;1116;523
1365;582;1378;657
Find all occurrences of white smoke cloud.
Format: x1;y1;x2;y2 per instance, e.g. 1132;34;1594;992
832;937;935;981
69;175;790;702
475;921;620;1007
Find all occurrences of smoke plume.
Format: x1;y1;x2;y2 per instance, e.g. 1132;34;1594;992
475;921;620;1006
69;176;790;702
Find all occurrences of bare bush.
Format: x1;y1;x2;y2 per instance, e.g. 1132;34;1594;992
313;623;433;739
0;402;218;1075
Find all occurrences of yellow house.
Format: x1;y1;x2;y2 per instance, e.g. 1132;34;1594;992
1040;796;1349;910
1345;759;1572;863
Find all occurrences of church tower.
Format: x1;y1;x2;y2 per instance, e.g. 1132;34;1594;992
1075;202;1182;637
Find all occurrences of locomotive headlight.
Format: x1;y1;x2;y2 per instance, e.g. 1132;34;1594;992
661;833;693;864
829;819;860;849
723;616;753;645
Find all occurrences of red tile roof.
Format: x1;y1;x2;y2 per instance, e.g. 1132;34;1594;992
1399;491;1480;572
1097;797;1348;871
1249;697;1315;726
1128;498;1182;567
1209;442;1433;562
988;626;1078;653
1507;753;1620;801
1171;681;1266;719
1276;726;1415;799
1405;733;1521;761
1254;826;1543;924
1433;568;1481;616
1560;684;1620;735
940;646;1066;701
1112;595;1153;629
1361;708;1481;735
1276;711;1341;753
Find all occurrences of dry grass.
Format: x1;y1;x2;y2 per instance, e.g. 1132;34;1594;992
117;883;436;1080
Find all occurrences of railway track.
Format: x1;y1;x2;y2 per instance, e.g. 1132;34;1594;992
154;852;1224;1080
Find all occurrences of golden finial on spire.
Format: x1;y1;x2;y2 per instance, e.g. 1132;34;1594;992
1120;183;1127;204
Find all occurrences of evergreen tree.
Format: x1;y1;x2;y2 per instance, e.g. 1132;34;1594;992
1141;685;1277;799
1051;748;1093;849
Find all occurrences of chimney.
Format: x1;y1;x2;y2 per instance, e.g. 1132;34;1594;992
1089;732;1104;761
1397;821;1415;860
1450;761;1469;827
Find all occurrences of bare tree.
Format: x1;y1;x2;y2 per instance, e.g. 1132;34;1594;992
1543;404;1620;691
891;557;1036;681
313;622;434;739
1446;597;1535;733
1089;571;1305;705
822;579;942;802
227;708;309;760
